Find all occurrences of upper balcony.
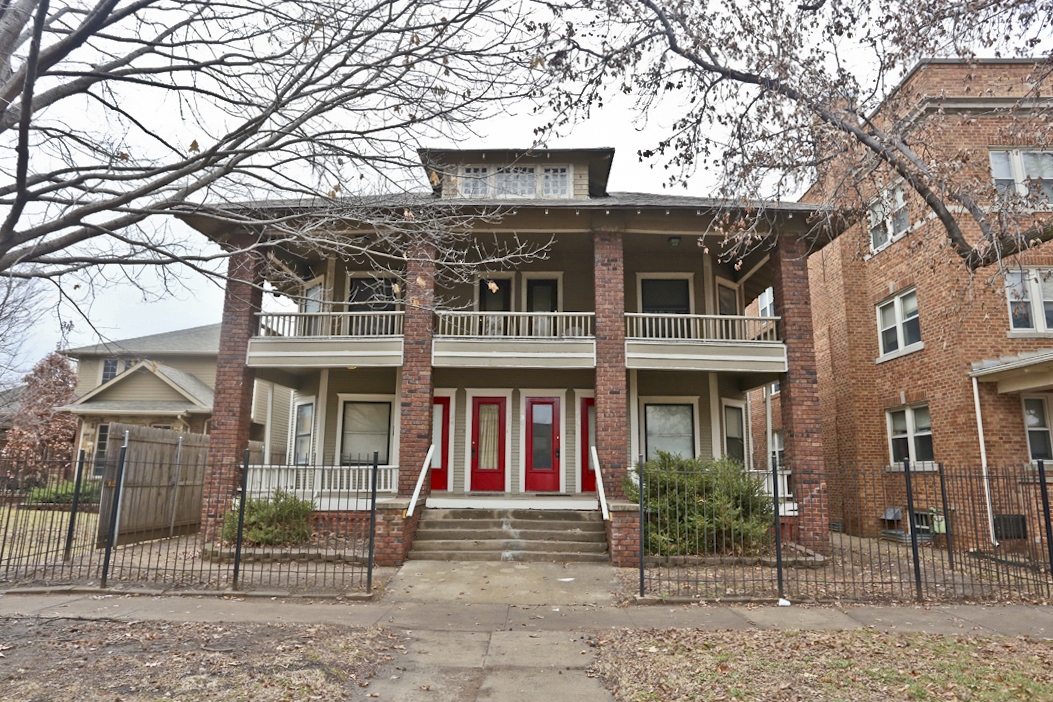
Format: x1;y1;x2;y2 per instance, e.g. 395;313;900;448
625;313;787;373
247;311;405;368
432;311;596;368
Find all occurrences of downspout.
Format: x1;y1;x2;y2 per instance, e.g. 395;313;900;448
971;376;999;546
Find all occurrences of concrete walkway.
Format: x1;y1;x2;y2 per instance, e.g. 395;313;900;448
3;561;1053;701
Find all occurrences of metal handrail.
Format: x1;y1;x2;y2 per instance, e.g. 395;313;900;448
406;444;435;518
591;445;609;521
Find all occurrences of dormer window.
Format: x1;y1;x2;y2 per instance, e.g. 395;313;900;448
455;164;573;199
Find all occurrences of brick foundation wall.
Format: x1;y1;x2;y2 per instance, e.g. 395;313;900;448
594;230;630;499
607;503;641;567
373;503;421;566
202;249;265;541
398;247;436;497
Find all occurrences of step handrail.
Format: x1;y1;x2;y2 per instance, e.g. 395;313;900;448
406;444;435;518
590;445;610;521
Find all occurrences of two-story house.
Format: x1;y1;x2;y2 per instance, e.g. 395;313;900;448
181;147;830;565
751;59;1053;545
63;324;293;467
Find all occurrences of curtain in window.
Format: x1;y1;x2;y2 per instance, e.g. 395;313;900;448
477;404;500;470
341;402;390;465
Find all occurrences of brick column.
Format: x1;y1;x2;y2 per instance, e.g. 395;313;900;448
594;230;630;500
202;249;265;541
772;234;829;554
398;245;436;497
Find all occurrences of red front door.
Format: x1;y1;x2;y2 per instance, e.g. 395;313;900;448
431;396;450;491
581;397;596;492
525;397;560;492
471;396;506;491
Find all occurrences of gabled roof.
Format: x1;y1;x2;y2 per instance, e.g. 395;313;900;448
62;361;213;415
63;323;221;358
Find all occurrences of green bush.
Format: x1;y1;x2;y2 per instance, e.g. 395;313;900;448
28;479;102;504
625;453;773;557
221;489;314;546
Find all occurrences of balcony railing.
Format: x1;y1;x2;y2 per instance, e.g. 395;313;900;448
435;311;595;338
257;311;404;338
625;313;779;342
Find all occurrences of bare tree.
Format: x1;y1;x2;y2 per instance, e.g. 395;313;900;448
1;350;77;464
543;0;1053;269
0;0;550;288
0;277;39;389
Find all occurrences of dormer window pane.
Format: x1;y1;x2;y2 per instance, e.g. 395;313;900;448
542;167;568;197
990;150;1014;194
495;167;535;197
460;167;488;197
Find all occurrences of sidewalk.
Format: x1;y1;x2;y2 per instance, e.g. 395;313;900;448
3;561;1052;702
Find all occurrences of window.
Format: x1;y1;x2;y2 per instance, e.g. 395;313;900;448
641;278;691;314
643;404;694;460
292;402;314;465
770;430;785;468
340;401;391;465
877;288;922;357
1005;269;1053;332
723;403;746;464
1024;397;1053;462
758;287;775;318
93;424;110;476
300;280;324;336
456;164;571;199
887;405;934;467
717;283;739;316
990;150;1053;201
101;359;123;384
868;185;910;251
348;277;397;335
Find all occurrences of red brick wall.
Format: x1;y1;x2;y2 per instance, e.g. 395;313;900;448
607;506;641;567
202;249;265;540
594;230;630;499
398;246;436;496
373;505;421;566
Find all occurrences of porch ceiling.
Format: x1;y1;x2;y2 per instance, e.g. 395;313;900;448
971;349;1053;393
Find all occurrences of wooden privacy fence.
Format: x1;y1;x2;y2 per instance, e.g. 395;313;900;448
96;424;211;547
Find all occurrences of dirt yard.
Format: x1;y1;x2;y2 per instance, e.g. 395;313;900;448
0;617;403;701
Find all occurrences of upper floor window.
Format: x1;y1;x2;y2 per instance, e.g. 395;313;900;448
1024;397;1053;462
456;164;572;199
101;359;124;384
758;287;775;318
868;184;910;252
887;404;933;467
990;150;1053;201
877;288;921;358
1005;269;1053;332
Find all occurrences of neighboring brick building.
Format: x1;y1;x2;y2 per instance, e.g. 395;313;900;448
751;59;1053;544
181;146;831;565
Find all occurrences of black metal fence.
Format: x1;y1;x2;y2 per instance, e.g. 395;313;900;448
637;456;1053;602
0;450;379;593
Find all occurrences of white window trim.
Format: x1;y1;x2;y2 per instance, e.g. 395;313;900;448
99;358;126;386
473;272;516;312
334;393;399;467
868;184;911;254
1005;268;1053;334
518;389;568;494
638;395;702;461
432;389;456;492
464;388;514;493
721;398;748;465
990;148;1053;199
301;275;326;310
289;395;316;465
573;389;596;494
454;163;574;199
885;404;937;472
519;272;564;312
715;278;741;316
635;273;696;314
875;288;923;362
758;286;775;318
1022;395;1053;464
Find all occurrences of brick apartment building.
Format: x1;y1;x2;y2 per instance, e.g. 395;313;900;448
751;59;1053;544
180;147;831;566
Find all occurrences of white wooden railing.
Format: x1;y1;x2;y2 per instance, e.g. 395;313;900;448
625;313;779;342
406;445;435;518
435;311;594;338
246;464;399;510
591;446;610;521
256;311;404;338
750;468;795;510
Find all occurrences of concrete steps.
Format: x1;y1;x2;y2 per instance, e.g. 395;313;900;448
409;508;609;563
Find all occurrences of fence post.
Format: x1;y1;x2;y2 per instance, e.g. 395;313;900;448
937;462;954;571
232;449;250;591
367;451;379;593
100;435;129;589
638;454;645;599
902;457;923;602
63;450;86;562
169;436;183;537
772;457;785;601
1036;460;1053;589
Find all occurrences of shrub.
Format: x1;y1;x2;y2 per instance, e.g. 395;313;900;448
626;453;773;557
28;479;102;504
221;489;313;546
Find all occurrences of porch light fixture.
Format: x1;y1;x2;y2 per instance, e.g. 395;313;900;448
668;236;681;247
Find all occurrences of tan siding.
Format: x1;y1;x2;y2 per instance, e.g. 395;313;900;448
572;162;589;199
321;368;399;465
74;358;102;397
622;248;709;314
164;357;218;389
92;369;189;403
